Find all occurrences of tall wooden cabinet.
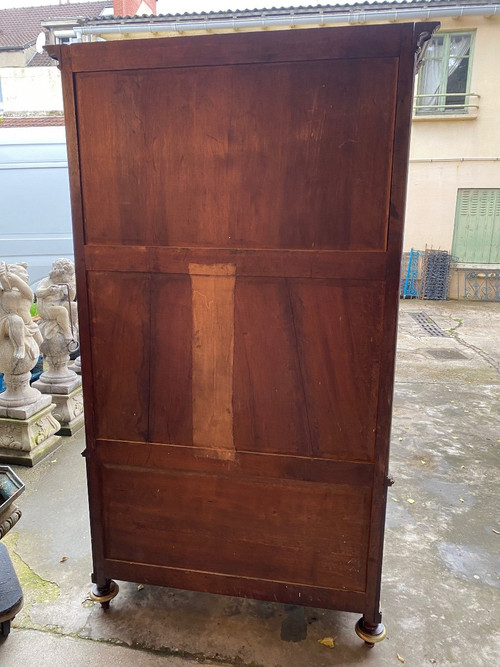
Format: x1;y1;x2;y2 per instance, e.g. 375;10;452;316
49;22;437;643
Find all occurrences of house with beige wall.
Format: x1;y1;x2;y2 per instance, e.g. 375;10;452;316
407;9;500;299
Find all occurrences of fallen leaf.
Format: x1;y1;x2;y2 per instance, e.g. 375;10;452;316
452;436;459;440
407;498;415;504
318;637;335;648
459;498;465;503
51;460;57;464
137;584;144;591
397;654;405;663
60;556;68;563
391;497;399;502
492;529;500;535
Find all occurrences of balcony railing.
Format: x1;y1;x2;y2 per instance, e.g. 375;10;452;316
413;92;480;116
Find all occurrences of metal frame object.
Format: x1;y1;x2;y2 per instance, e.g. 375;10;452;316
0;466;25;514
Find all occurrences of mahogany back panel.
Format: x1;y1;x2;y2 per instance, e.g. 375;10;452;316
51;23;435;623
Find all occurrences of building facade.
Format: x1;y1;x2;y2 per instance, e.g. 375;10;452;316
407;10;500;298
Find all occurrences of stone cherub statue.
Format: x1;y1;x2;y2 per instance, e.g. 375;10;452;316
0;261;44;409
0;262;41;364
36;258;78;348
35;259;79;390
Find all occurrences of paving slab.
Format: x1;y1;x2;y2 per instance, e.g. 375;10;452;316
1;300;499;666
0;630;210;666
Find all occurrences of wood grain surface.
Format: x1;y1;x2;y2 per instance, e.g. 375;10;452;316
53;22;437;624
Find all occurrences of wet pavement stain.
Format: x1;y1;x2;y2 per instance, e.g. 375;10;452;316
280;606;307;642
435;542;500;588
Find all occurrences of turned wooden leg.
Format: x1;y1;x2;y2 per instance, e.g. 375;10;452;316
89;579;119;610
355;616;387;647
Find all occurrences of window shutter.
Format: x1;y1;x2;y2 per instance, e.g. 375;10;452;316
453;189;500;263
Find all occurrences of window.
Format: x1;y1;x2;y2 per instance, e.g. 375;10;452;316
55;35;76;45
452;189;500;263
415;32;475;115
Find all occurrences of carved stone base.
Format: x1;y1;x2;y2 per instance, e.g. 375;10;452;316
32;373;81;396
51;386;84;436
0;404;61;467
0;394;52;420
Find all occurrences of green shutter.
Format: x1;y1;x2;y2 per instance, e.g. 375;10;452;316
452;189;500;263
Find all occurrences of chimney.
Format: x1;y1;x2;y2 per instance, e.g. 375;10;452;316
113;0;157;16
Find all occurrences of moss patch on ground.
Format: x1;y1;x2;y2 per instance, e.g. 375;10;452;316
3;532;60;624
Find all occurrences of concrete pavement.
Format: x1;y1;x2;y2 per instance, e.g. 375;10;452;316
0;299;499;666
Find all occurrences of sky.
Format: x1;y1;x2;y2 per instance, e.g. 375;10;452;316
0;0;356;12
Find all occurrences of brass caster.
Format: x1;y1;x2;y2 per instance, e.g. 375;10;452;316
355;617;387;647
90;580;119;609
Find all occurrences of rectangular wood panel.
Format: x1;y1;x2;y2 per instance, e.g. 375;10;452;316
76;58;397;250
149;274;193;446
287;280;384;462
232;278;384;460
88;272;151;442
101;462;372;592
190;263;236;460
233;278;312;456
66;24;406;73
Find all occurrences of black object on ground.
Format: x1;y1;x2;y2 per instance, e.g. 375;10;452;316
0;541;23;637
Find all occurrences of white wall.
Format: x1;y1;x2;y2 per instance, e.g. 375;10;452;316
0;66;63;114
0;127;73;287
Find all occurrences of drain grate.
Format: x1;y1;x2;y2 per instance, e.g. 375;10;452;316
409;312;450;337
426;348;468;360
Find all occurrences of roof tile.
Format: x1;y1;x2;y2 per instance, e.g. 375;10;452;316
0;1;110;49
0;116;65;128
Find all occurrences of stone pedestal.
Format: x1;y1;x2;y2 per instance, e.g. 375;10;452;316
0;393;52;420
33;372;81;396
34;326;80;393
0;403;61;467
32;373;83;436
51;385;84;436
0;370;44;411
